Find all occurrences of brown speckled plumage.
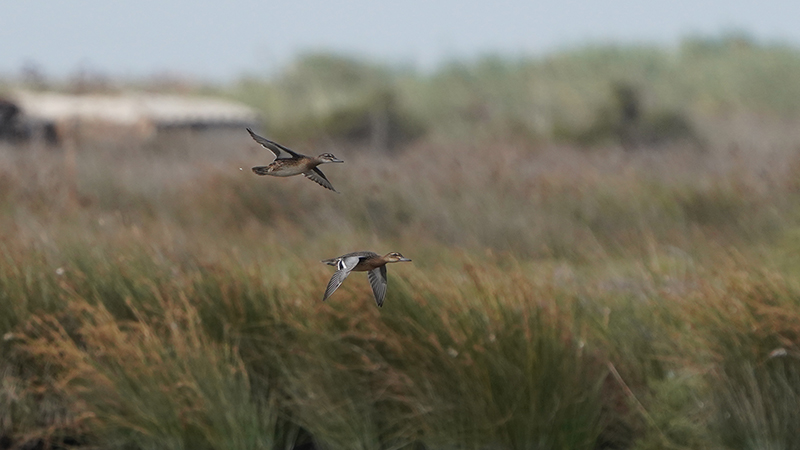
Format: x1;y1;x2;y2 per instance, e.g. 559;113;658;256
247;128;343;192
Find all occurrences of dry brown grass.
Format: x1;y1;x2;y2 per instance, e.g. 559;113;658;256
2;118;800;449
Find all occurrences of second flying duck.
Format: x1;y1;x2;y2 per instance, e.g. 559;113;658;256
322;251;412;307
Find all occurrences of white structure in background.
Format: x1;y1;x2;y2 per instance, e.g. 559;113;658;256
6;90;260;143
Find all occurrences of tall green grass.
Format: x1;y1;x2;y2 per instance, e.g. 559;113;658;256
2;131;800;449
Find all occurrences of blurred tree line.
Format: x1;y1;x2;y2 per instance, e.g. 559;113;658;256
7;33;798;151
224;34;800;151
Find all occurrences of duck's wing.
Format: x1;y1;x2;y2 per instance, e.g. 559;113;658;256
322;255;360;302
367;265;388;307
304;167;337;192
246;128;302;159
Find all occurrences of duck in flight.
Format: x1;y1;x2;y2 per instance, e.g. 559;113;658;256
321;251;412;307
247;128;344;192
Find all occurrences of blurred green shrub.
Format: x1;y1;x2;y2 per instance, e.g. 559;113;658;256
234;53;426;152
228;35;800;148
556;83;700;149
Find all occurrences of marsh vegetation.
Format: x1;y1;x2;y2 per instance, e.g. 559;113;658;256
3;36;800;449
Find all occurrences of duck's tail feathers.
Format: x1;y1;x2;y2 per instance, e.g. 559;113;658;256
252;166;270;175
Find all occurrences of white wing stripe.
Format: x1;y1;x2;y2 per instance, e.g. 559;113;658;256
323;256;361;302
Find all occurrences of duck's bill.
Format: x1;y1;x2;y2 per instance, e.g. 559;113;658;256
399;257;412;262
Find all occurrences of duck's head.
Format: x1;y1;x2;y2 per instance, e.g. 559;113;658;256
384;252;412;263
318;153;344;164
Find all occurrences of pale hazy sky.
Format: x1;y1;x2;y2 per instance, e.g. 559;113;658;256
2;0;799;82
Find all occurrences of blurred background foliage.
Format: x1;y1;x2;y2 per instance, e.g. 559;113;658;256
220;35;800;149
3;34;800;449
